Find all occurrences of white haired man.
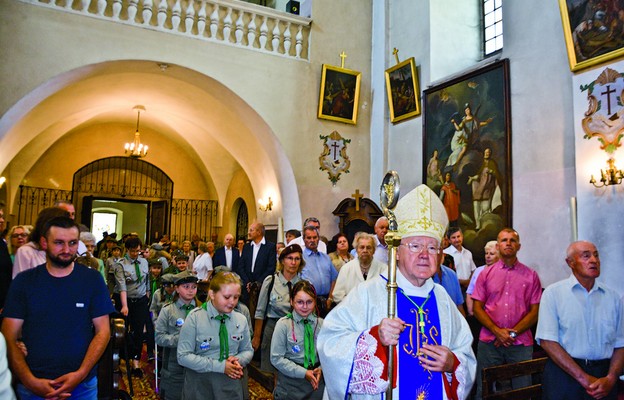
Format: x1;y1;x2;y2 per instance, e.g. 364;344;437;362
318;185;476;399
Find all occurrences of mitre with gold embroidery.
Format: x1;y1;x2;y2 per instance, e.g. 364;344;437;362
394;184;448;242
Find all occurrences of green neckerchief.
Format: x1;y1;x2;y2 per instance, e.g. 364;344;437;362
151;277;160;297
287;312;317;369
202;302;230;361
126;255;142;281
214;314;230;361
302;317;316;368
180;303;195;316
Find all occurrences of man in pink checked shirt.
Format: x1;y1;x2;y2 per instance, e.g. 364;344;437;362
471;228;542;400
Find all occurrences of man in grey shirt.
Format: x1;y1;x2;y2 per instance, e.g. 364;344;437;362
112;236;150;376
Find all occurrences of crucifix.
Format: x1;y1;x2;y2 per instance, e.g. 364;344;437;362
340;51;347;68
351;189;364;211
331;141;340;160
392;47;400;65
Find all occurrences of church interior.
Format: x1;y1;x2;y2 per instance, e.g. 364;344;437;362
2;0;624;300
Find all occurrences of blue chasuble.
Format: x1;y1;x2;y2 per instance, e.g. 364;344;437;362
398;289;443;399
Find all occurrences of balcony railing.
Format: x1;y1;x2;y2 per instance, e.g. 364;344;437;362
22;0;313;60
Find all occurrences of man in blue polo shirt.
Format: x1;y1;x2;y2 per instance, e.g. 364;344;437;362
300;225;337;317
2;216;114;400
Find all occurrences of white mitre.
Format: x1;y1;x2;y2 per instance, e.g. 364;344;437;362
394;184;449;242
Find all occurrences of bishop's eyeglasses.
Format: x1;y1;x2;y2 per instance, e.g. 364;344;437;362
400;242;440;255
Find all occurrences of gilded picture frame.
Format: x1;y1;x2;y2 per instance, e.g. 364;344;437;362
385;57;421;123
317;64;361;125
558;0;624;72
423;59;511;263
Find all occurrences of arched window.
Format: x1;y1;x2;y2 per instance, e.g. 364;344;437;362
236;201;248;241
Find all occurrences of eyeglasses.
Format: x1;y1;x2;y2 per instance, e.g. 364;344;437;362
294;300;314;307
11;233;28;238
284;256;301;262
401;243;440;255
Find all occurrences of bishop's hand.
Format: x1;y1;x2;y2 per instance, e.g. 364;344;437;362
379;317;406;346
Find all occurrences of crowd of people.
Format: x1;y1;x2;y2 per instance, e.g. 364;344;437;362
0;189;622;399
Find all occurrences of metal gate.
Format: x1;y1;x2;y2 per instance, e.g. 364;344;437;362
17;157;218;243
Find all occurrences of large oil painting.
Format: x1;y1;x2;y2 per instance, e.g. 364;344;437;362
423;59;511;260
559;0;624;71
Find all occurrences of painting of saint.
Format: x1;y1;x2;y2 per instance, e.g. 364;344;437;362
559;0;624;70
423;60;511;262
318;65;361;125
439;172;461;227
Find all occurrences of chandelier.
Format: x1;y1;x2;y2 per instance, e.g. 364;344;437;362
124;105;148;158
589;158;623;188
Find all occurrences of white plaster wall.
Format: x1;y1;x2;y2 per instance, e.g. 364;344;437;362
383;0;579;288
573;61;624;295
0;0;374;238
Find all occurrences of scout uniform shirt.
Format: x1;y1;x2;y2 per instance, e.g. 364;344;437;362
155;298;198;400
113;255;149;298
270;312;324;377
177;301;253;373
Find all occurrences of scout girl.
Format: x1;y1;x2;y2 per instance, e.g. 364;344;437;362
270;280;324;399
177;271;253;400
154;270;200;400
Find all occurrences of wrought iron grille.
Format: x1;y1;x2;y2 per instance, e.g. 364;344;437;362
17;157;218;242
73;156;173;199
170;199;219;243
17;186;73;224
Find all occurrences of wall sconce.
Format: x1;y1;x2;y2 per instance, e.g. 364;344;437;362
258;197;273;211
0;176;5;188
590;158;623;188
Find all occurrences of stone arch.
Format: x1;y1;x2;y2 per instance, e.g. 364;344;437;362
0;60;302;230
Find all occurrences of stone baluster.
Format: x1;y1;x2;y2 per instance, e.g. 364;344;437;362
172;0;182;31
96;0;106;16
128;0;139;22
295;24;303;58
259;15;268;50
185;0;195;34
283;21;291;55
197;2;207;37
223;7;232;43
234;11;244;45
29;0;310;61
157;0;167;28
271;19;280;53
209;3;219;39
142;0;153;25
247;13;256;48
112;0;122;19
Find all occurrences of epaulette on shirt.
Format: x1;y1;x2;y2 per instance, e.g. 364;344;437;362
187;307;202;316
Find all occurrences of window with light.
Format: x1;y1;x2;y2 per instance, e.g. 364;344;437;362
483;0;503;56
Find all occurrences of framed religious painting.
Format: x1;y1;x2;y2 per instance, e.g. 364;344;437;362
558;0;624;72
423;59;511;261
317;64;361;125
385;57;421;123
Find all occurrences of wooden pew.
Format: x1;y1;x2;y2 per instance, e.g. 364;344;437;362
482;357;548;400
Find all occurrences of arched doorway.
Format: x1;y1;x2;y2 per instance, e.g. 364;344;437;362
73;157;173;243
